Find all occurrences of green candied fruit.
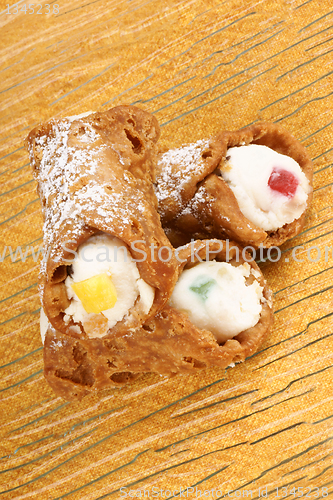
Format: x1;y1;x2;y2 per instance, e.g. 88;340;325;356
189;277;217;301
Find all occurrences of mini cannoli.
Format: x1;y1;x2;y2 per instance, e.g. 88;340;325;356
156;122;313;248
26;106;178;340
41;240;273;401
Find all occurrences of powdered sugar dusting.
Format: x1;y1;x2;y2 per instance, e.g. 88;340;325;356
31;120;99;272
112;146;125;165
50;340;64;350
155;139;210;217
28;116;133;299
179;184;210;218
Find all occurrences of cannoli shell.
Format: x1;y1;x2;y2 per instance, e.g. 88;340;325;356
26;106;178;339
157;122;313;248
155;135;225;225
43;240;273;401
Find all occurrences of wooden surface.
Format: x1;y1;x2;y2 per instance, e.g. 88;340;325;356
1;0;333;498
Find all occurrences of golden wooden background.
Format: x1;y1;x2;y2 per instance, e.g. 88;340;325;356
1;0;333;497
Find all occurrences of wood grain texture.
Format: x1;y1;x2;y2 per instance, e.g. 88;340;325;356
1;0;333;497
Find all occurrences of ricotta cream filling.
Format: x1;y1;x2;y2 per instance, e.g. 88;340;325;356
169;260;264;343
64;234;155;335
220;144;310;231
40;308;49;344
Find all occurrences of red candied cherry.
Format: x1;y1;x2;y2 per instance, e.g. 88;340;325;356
268;167;299;198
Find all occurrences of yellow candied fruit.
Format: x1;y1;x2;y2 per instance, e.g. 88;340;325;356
71;273;117;314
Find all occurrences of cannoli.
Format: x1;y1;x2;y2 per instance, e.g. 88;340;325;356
156;122;313;248
42;240;273;401
26;105;178;340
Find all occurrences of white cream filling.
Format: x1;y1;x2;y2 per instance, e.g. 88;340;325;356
64;234;155;331
220;144;310;231
169;261;264;343
67;111;93;121
40;308;49;344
